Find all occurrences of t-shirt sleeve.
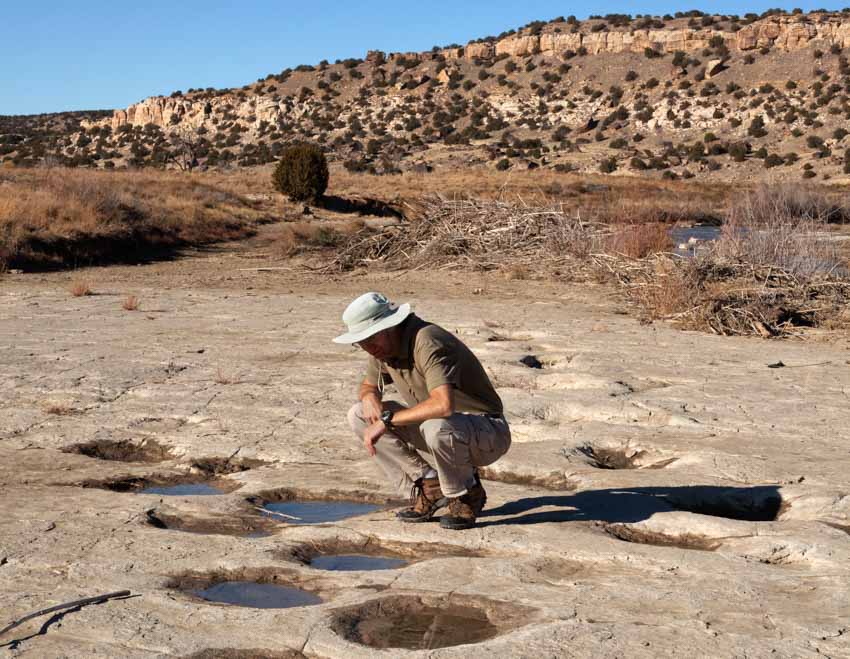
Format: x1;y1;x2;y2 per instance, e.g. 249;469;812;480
419;336;459;392
364;356;381;386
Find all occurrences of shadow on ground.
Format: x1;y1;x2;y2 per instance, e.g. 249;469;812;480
318;195;403;218
478;485;783;527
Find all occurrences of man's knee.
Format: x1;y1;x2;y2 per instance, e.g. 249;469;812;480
347;402;366;435
420;417;461;448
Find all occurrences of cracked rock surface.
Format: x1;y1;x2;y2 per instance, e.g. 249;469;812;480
1;260;849;657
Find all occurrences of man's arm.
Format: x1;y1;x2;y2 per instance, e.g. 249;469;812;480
358;378;383;423
361;384;454;456
389;384;454;426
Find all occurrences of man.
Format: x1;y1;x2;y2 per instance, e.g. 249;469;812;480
334;292;511;530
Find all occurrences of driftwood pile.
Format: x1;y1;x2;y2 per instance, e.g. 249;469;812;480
598;254;850;337
325;195;850;338
327;195;604;273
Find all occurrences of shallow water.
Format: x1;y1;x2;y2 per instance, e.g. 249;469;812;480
670;226;721;257
193;581;322;609
261;500;381;524
354;606;500;649
139;482;224;496
310;554;408;571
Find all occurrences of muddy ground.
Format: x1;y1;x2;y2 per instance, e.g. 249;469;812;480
1;233;849;658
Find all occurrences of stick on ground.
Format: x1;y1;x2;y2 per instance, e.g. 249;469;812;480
0;590;132;637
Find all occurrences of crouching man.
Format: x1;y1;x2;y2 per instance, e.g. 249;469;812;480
334;292;511;530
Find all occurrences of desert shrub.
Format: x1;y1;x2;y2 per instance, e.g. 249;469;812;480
271;143;329;202
599;157;618;173
729;142;748;161
495;158;510;170
748;116;768;138
764;153;784;168
625;70;639;81
834;127;848;140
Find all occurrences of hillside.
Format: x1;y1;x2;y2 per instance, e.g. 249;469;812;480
5;9;850;181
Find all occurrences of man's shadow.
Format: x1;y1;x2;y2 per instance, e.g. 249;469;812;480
477;484;783;527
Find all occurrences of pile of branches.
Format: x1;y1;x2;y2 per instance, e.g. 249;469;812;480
605;254;850;337
326;195;607;273
322;191;850;338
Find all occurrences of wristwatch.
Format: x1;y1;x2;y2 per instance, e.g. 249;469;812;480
380;409;395;429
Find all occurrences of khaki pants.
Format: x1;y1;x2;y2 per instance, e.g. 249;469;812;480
347;401;511;498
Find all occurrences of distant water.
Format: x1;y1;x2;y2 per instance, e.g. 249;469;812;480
670;226;721;257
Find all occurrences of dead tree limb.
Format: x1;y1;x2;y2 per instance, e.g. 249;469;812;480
0;590;131;637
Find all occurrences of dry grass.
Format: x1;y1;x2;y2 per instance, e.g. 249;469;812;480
43;402;77;415
122;295;140;311
606;185;850;336
715;184;845;279
0;167;272;270
604;223;673;259
69;280;92;297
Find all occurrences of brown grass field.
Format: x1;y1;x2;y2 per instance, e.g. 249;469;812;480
2;164;848;337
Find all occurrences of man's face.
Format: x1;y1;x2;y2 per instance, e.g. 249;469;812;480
355;328;394;361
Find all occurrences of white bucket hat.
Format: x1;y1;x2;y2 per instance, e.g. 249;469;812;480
333;292;412;344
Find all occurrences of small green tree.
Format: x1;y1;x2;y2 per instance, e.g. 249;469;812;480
272;143;329;202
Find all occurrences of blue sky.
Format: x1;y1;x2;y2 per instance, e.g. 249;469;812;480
4;1;849;115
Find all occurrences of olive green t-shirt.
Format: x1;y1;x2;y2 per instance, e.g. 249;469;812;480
364;314;503;415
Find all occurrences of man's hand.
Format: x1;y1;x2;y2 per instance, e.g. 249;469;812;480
361;391;383;424
363;420;386;457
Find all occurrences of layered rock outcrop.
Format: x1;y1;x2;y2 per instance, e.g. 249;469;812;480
484;15;850;59
101;14;850;133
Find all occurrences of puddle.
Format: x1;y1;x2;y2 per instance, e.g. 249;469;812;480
309;555;408;571
192;581;322;609
333;595;532;650
62;438;172;463
140;482;225;496
354;606;499;649
81;475;238;495
333;597;516;650
255;500;381;525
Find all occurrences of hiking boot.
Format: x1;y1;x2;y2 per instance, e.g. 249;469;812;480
396;476;447;523
439;480;487;530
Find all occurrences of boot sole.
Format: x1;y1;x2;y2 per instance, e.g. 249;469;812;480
439;517;476;530
396;497;448;523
